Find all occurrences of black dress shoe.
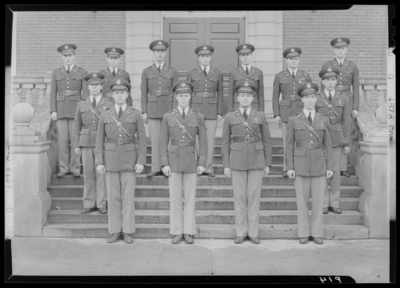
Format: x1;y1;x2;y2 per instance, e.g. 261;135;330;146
98;208;108;214
81;207;97;214
323;207;329;214
184;234;194;244
107;232;122;243
282;171;288;177
234;236;245;244
249;237;260;244
122;232;134;244
329;207;342;214
147;171;163;177
299;237;309;244
57;172;67;178
341;171;350;177
171;235;183;244
312;237;324;244
203;171;215;177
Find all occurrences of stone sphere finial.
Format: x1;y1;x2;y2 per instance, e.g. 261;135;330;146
12;103;35;124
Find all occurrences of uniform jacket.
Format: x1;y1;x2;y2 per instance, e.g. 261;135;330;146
320;58;360;111
72;97;113;149
227;66;264;112
186;66;224;119
141;64;179;119
285;112;333;177
94;106;147;172
272;69;312;123
222;109;272;170
50;65;89;119
160;108;207;173
98;67;132;107
316;90;351;148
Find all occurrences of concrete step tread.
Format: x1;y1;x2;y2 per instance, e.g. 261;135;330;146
48;209;363;216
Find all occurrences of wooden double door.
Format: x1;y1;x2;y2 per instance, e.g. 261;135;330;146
163;18;245;114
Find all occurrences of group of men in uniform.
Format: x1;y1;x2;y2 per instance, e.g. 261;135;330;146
49;36;359;245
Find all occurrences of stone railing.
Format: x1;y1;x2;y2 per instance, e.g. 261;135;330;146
11;76;51;110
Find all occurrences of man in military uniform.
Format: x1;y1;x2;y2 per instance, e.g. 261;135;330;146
95;79;147;244
227;44;264;112
286;83;334;245
320;37;359;177
316;67;351;215
186;45;223;177
272;47;313;177
222;80;272;244
50;44;89;177
99;47;132;107
141;40;179;177
160;81;207;245
73;73;111;215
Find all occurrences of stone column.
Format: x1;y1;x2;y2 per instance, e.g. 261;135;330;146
36;83;47;107
358;141;390;238
10;103;52;237
21;83;34;105
363;84;375;110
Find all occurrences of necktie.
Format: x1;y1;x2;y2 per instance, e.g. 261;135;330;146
245;66;249;76
292;72;295;79
339;62;342;68
203;67;207;76
243;109;248;120
92;97;96;108
66;66;70;74
182;108;185;119
158;65;161;73
118;107;123;118
308;112;312;124
328;92;333;102
112;69;116;77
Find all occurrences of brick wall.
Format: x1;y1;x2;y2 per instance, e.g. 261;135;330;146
282;5;388;82
15;11;126;76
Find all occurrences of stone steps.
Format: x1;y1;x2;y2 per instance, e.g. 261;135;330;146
51;174;360;186
42;223;368;239
51;197;360;211
48;209;364;225
48;185;363;198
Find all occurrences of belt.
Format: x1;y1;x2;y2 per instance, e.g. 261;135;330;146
329;117;343;124
193;92;216;98
58;90;81;96
232;135;262;144
149;89;171;96
107;137;136;145
83;123;98;131
336;85;351;92
295;141;323;150
290;94;301;101
171;139;196;147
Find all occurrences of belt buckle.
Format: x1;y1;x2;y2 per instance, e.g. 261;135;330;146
309;141;315;149
65;90;70;96
179;140;185;147
245;135;250;144
117;138;124;145
91;123;97;131
330;116;335;124
157;90;161;96
204;92;208;98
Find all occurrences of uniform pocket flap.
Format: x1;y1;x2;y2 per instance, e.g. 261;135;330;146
294;147;306;156
105;142;116;150
208;97;217;104
279;100;291;106
169;145;179;152
297;101;304;107
125;119;136;124
57;95;65;101
254;141;264;150
192;96;203;104
126;143;136;151
148;95;158;102
317;149;325;157
230;142;243;151
72;77;83;81
335;102;344;107
80;129;90;135
294;125;305;130
163;95;172;102
188;122;199;127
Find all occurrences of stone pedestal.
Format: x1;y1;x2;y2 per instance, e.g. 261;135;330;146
358;141;389;238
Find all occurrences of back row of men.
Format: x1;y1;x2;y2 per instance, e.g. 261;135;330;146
50;38;358;244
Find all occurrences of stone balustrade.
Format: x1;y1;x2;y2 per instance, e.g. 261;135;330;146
11;76;52;110
359;78;387;115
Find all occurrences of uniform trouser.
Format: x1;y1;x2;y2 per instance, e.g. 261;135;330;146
81;147;107;209
295;175;326;238
169;172;197;235
57;118;81;173
231;169;264;238
341;93;354;172
196;119;217;173
281;122;288;171
148;119;162;172
106;171;136;234
325;147;342;208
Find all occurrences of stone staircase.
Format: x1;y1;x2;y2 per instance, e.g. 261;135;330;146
43;137;368;239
